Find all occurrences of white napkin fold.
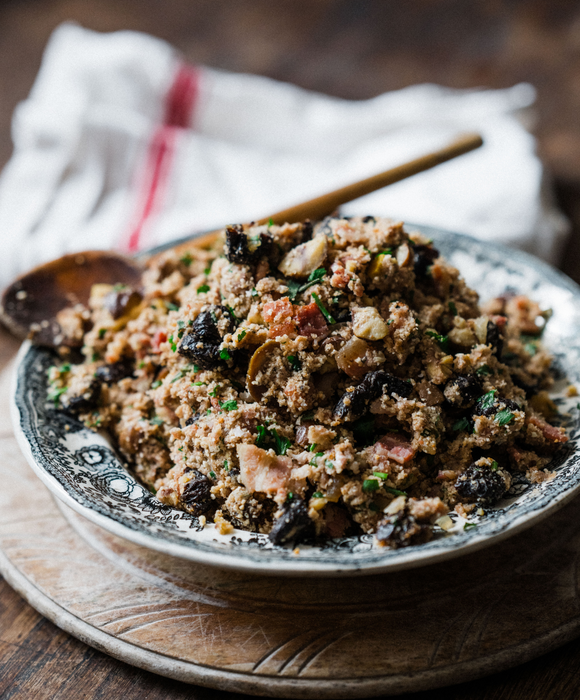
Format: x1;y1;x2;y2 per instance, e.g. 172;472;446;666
0;22;569;288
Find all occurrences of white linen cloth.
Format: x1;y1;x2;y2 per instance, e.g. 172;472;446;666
0;22;569;288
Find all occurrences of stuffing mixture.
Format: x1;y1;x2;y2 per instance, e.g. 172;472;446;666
47;216;568;549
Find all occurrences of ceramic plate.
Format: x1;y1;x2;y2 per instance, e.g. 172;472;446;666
11;225;580;576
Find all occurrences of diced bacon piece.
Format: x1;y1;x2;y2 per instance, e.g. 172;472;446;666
151;330;167;352
375;433;416;465
263;298;294;324
296;302;328;338
268;322;297;339
237;444;292;495
330;261;350;289
528;416;568;443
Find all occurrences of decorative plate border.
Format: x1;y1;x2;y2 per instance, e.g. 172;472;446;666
10;225;580;576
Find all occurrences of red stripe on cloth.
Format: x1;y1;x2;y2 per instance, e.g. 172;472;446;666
121;63;200;253
164;64;200;128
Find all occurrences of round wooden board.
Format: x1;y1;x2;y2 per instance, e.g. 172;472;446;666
2;365;580;698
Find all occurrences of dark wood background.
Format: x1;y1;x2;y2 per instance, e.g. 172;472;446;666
2;1;580;698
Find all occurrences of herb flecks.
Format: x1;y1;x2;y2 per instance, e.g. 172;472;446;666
312;292;335;324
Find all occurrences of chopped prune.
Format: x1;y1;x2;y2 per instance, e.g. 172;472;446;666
333;370;412;422
455;461;509;505
413;245;440;278
301;219;313;242
178;306;235;369
225;224;273;265
362;215;376;223
64;379;101;414
181;470;212;516
185;413;201;426
95;359;134;384
376;509;432;548
103;288;143;320
268;498;312;546
486;320;503;359
334;308;352;323
444;374;481;409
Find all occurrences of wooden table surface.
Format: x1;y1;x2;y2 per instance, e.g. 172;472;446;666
2;2;580;698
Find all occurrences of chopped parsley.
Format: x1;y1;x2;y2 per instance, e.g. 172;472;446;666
283;268;327;301
180;253;193;266
490;460;499;471
251;288;259;298
166;302;179;311
479;389;497;410
209;386;220;397
219;349;232;361
311;292;335;324
171;370;185;383
197;284;210;294
448;301;458;316
312;491;323;499
47;386;67;406
209;471;216;479
237;330;247;342
151;380;162;389
168;334;177;352
362;479;380;493
193;365;200;372
268;217;274;227
325;460;334;470
309;443;318;452
255;425;290;455
287;354;301;371
524;342;537;356
476;365;492;377
464;522;477;530
287;491;294;500
452;417;471;432
150;416;164;426
373;472;389;480
98;328;106;339
425;330;450;352
219;399;238;412
385;487;407;497
495;410;514;426
192;381;205;387
223;460;229;471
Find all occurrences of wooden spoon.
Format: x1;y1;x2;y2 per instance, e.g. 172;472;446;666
0;132;482;347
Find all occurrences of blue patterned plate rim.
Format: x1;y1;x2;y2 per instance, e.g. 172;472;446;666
10;224;580;576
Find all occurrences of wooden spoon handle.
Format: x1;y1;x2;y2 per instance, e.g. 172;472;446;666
151;132;483;259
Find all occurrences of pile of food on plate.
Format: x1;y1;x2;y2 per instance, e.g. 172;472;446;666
47;216;568;549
